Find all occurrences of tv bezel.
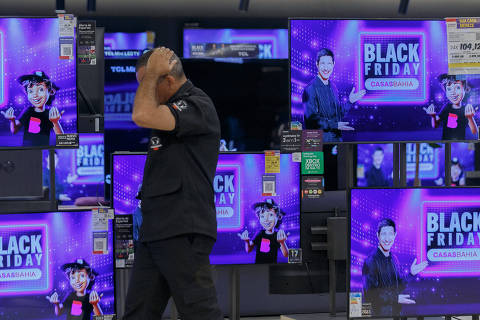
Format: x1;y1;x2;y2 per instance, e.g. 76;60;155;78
0;16;79;150
288;18;480;145
110;150;302;266
347;186;480;319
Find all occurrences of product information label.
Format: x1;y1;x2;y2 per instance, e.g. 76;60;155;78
446;17;480;74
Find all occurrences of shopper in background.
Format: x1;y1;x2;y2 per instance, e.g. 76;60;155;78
122;47;223;320
365;147;390;187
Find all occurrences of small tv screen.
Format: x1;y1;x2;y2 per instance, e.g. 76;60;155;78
350;188;480;318
112;152;301;264
43;133;105;205
290;19;480;143
104;32;152;60
0;211;115;319
183;28;288;59
356;142;475;187
0;17;77;148
182;59;290;151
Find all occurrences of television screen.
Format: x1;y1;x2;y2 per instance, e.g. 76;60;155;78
350;188;480;318
104;59;138;128
0;17;77;148
103;32;153;199
43;133;105;205
356;143;475;187
112;152;301;264
0;211;115;319
104;32;152;60
183;59;290;151
183;28;288;59
290;19;480;143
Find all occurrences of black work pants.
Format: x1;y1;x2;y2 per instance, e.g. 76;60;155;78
123;234;223;320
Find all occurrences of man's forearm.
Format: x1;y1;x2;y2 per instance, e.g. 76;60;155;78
468;117;478;136
132;72;160;123
93;304;102;316
53;122;64;134
280;242;288;257
10;120;20;134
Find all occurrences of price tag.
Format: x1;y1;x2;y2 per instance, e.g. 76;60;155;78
262;175;276;196
446;17;480;74
349;292;363;318
265;150;280;173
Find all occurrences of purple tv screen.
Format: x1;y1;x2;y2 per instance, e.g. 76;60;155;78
104;32;151;59
350;188;480;318
0;18;77;148
0;211;114;319
112;152;301;264
104;59;138;128
290;19;480;143
43;134;105;205
357;142;475;187
183;28;288;59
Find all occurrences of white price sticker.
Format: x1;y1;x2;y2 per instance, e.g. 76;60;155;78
446;17;480;75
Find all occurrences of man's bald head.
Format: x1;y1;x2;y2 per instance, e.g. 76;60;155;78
136;48;185;80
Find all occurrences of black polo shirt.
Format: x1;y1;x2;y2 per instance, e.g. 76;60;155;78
139;80;220;242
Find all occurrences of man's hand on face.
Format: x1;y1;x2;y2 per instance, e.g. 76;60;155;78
145;47;178;78
398;294;416;304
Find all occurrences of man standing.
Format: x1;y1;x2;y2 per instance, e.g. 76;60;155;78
362;219;428;317
123;47;223;320
302;48;365;142
365;147;390;187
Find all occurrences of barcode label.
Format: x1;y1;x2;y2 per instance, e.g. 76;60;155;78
93;231;108;254
264;182;274;192
61;44;72;57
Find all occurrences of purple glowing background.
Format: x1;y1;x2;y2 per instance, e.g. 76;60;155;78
112;153;301;264
0;211;114;319
104;59;138;128
356;142;474;187
112;153;146;216
351;188;480;316
0;18;77;147
290;20;480;142
104;32;149;52
43;134;105;205
183;29;288;59
0;223;49;295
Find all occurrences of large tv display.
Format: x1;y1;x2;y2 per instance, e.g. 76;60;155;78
290;19;480;143
43;134;105;205
112;152;301;264
0;211;115;319
356;142;475;187
0;17;77;148
350;188;480;318
183;28;288;59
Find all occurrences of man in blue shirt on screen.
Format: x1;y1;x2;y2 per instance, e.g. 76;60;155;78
302;48;365;142
362;218;428;317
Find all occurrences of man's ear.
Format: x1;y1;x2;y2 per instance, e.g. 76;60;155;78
166;75;176;88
